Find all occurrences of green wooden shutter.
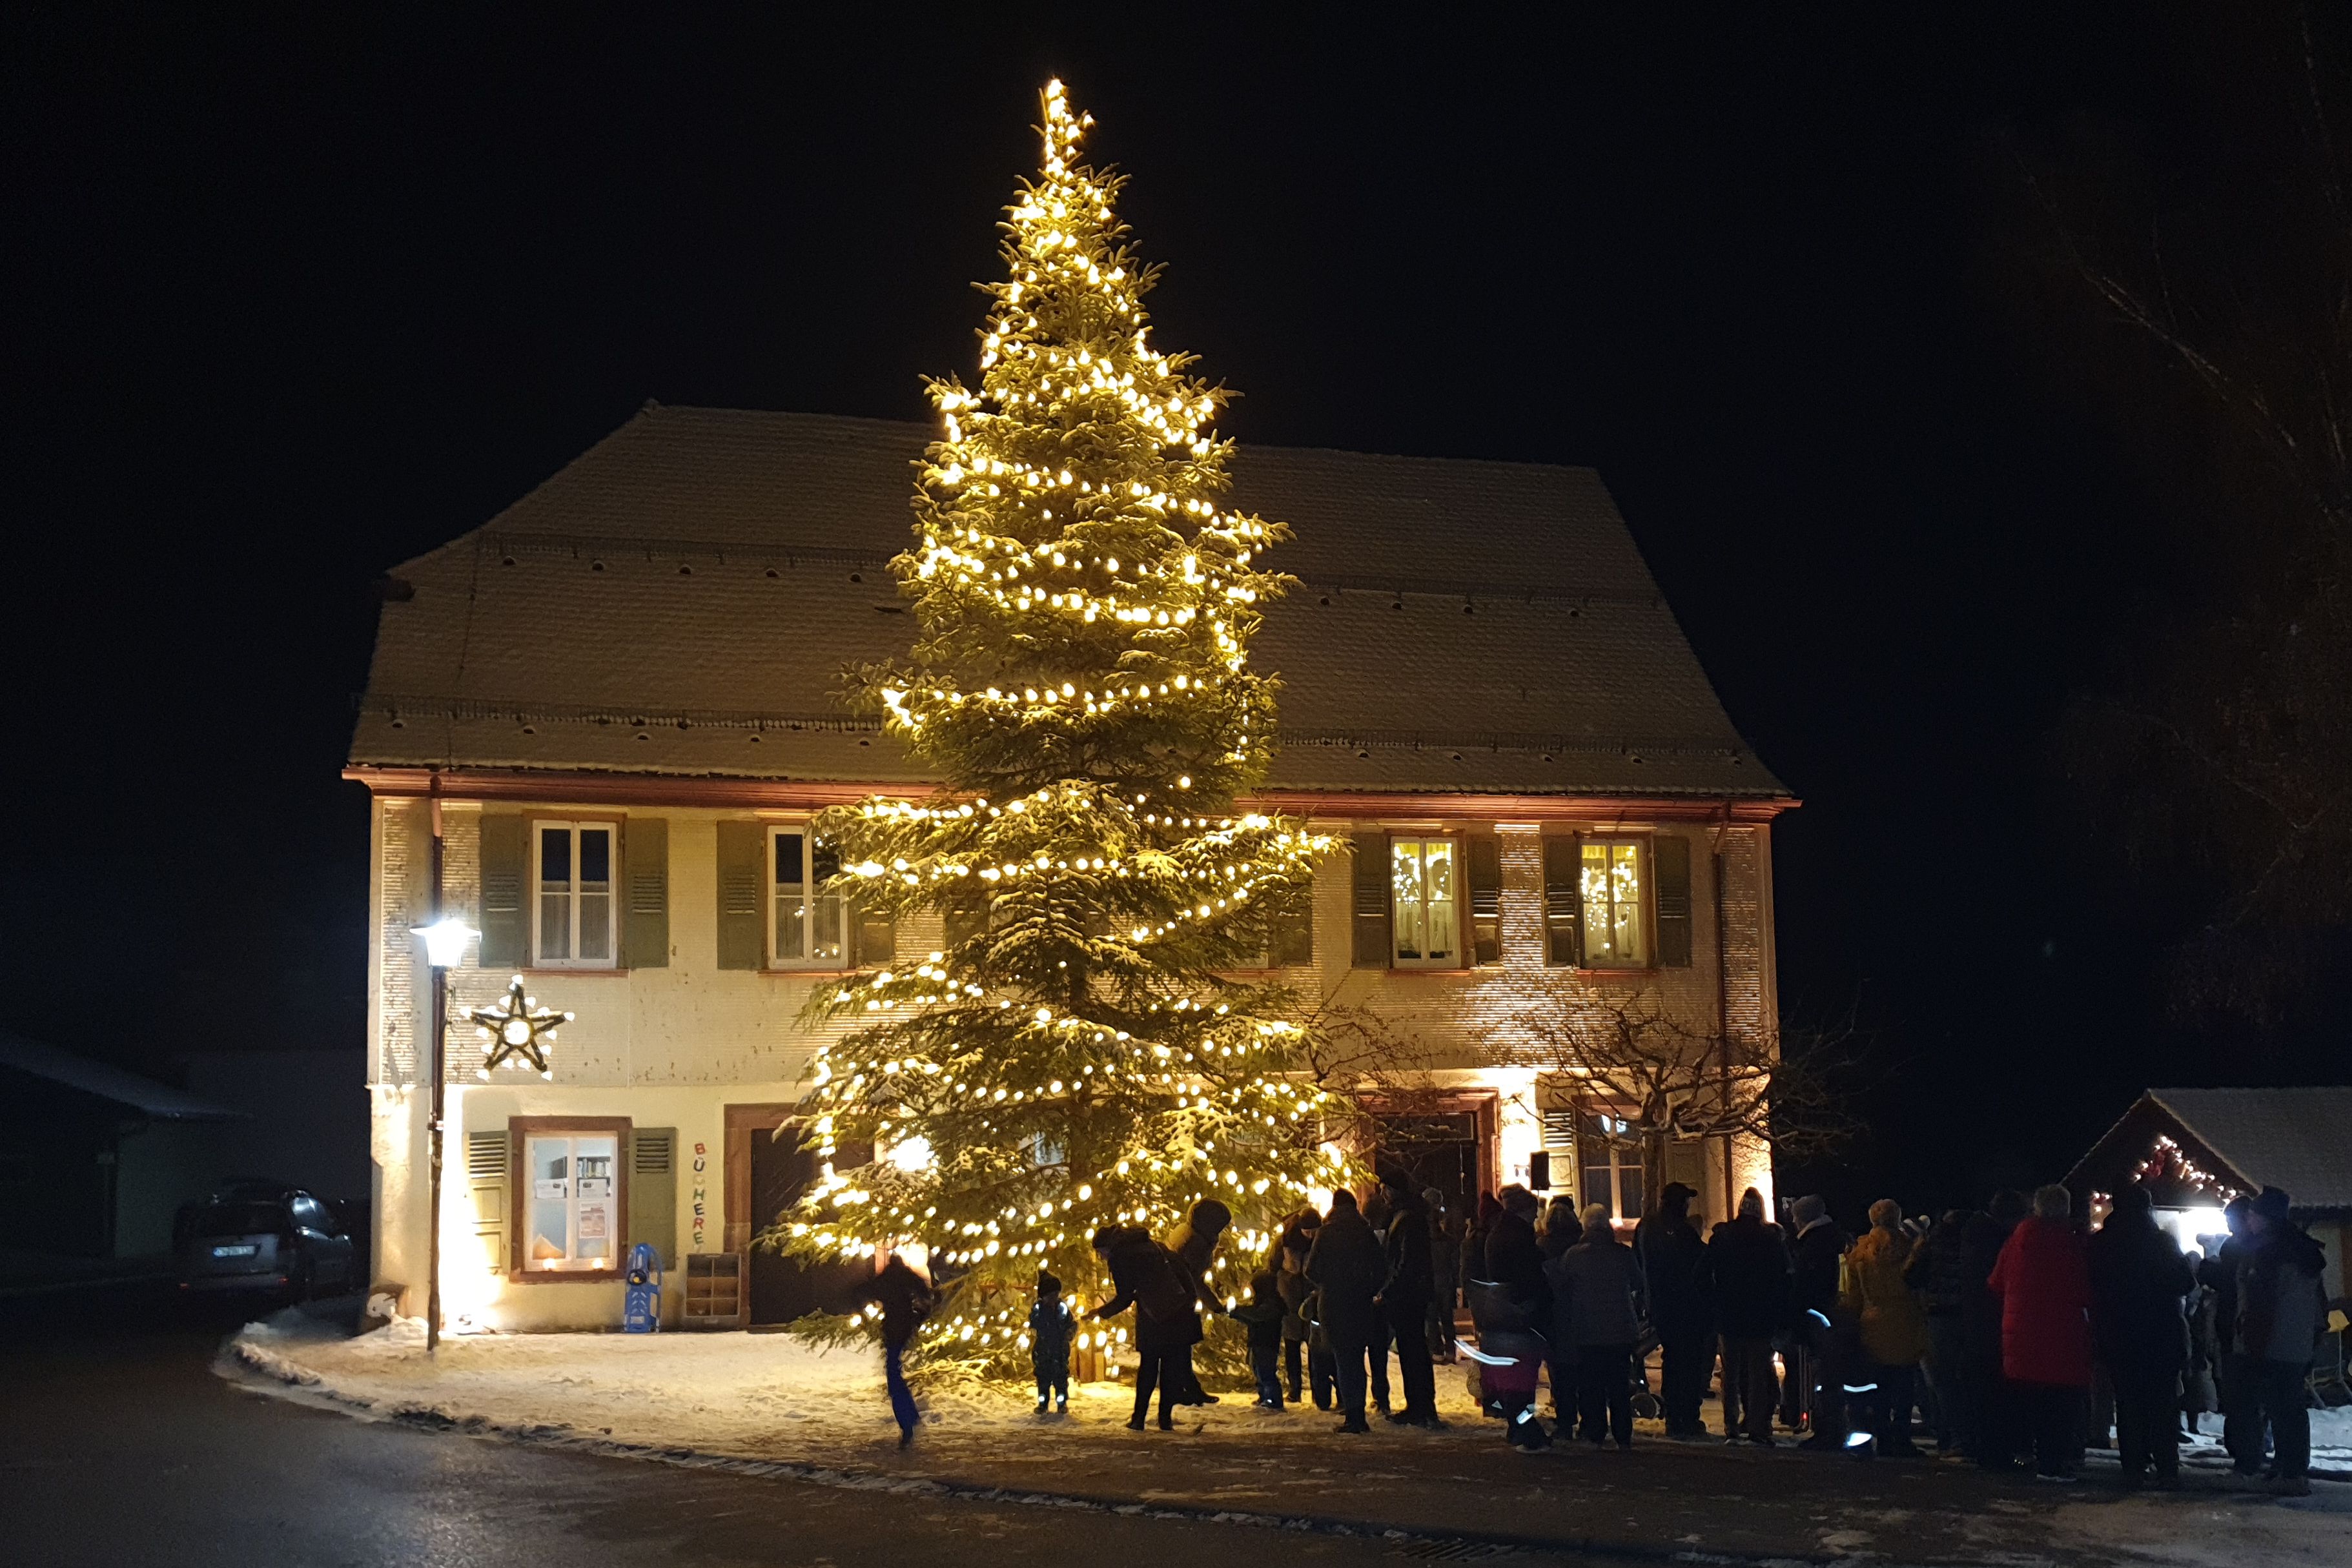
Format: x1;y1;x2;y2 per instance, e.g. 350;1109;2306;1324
1542;835;1582;967
1271;877;1315;967
465;1128;513;1276
629;1126;678;1268
1351;829;1391;968
715;820;765;971
479;815;526;969
624;817;669;969
942;893;987;954
1467;830;1502;967
1653;833;1692;968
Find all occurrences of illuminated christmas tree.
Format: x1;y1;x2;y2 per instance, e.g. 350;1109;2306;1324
771;80;1349;1376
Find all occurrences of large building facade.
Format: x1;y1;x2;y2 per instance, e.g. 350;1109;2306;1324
351;405;1793;1330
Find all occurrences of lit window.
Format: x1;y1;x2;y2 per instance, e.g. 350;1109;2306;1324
522;1130;621;1271
1579;1111;1644;1223
1390;837;1458;967
770;828;849;968
1579;840;1646;968
533;822;616;968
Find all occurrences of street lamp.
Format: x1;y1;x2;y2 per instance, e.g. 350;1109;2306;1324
410;913;476;1357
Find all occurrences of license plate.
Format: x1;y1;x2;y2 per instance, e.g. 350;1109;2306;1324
212;1244;257;1257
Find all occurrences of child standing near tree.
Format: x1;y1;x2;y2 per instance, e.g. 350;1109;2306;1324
1029;1272;1074;1414
1231;1270;1290;1409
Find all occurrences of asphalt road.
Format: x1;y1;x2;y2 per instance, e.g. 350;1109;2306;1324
0;1285;1437;1568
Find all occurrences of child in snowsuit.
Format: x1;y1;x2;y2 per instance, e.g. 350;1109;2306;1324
1230;1270;1289;1409
1029;1272;1074;1413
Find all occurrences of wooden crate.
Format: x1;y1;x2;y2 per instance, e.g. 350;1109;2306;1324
681;1251;745;1329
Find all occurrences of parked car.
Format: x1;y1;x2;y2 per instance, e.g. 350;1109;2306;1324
174;1183;359;1301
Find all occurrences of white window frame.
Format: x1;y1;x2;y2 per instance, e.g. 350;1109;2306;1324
531;820;619;970
1578;837;1649;970
767;824;853;971
518;1126;625;1275
1579;1109;1644;1225
1389;833;1462;969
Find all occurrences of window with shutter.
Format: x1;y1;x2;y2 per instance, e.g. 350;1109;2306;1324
533;821;618;969
624;817;669;969
1467;831;1501;966
1389;837;1460;968
465;1130;511;1275
770;826;886;968
479;815;527;968
714;821;764;970
1541;836;1581;966
1351;830;1391;968
1579;839;1647;968
1653;833;1692;968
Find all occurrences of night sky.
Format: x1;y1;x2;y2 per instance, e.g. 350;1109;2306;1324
3;8;2318;1214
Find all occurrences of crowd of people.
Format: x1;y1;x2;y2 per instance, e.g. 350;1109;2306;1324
1056;1172;2333;1495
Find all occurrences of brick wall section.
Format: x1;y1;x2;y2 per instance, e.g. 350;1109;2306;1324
378;799;422;1086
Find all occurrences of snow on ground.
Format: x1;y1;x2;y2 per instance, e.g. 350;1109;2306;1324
229;1316;2352;1566
233;1310;1492;1456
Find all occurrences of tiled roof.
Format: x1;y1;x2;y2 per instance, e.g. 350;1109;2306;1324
351;405;1787;800
2149;1086;2352;1214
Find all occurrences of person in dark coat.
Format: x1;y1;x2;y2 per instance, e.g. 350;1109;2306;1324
1549;1204;1648;1447
2197;1196;2259;1474
1905;1207;1980;1454
1423;1187;1458;1363
1276;1227;1321;1405
1162;1199;1231;1407
857;1248;936;1447
1987;1185;2093;1480
1358;1185;1395;1415
2180;1248;2220;1438
1030;1271;1074;1415
1375;1170;1441;1425
1965;1190;2027;1468
1462;1192;1499;1301
1633;1181;1712;1438
2086;1184;2195;1489
1701;1188;1790;1444
1089;1223;1200;1431
1229;1270;1289;1409
2236;1186;2329;1495
1539;1195;1581;1261
1305;1189;1386;1433
1484;1185;1551;1312
1784;1193;1851;1447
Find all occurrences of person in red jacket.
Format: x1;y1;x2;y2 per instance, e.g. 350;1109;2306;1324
1987;1184;2093;1480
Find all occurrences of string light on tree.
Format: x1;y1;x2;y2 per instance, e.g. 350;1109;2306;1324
467;976;571;1080
764;79;1353;1376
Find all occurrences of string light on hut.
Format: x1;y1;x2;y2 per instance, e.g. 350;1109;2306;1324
468;975;571;1079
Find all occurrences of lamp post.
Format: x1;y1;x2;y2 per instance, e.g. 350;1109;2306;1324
412;794;478;1358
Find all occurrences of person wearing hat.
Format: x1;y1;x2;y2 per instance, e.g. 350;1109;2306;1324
1843;1198;1932;1457
1633;1181;1712;1438
2236;1185;2328;1496
1701;1187;1791;1445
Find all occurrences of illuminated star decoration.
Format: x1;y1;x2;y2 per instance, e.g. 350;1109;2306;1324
467;976;571;1080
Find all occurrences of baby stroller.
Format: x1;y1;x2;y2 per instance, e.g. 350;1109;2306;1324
1628;1323;1662;1421
1462;1279;1551;1449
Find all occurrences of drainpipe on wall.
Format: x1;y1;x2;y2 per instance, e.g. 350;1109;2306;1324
1714;826;1734;1222
425;776;446;1355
